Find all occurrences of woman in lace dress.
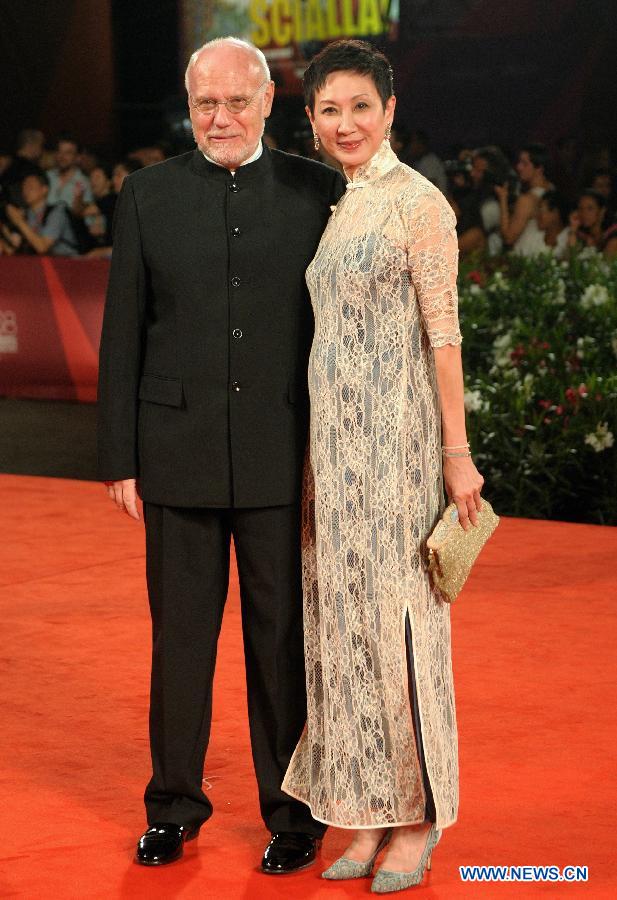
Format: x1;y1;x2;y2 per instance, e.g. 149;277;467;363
282;41;484;892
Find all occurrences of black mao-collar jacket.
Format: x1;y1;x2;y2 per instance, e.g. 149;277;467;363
97;146;344;507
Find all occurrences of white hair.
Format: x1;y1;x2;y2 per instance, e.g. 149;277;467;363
184;37;270;92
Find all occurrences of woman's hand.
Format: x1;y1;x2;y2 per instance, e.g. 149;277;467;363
493;183;508;203
443;456;484;531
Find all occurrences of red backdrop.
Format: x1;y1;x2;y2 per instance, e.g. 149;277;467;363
0;258;109;402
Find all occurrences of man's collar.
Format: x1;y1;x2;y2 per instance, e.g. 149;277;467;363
190;142;271;182
201;140;263;173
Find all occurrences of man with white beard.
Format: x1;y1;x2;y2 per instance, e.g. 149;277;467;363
98;37;343;873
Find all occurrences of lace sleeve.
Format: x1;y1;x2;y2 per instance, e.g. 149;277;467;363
407;188;462;348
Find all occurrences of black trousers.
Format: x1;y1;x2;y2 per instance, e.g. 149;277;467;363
142;502;325;837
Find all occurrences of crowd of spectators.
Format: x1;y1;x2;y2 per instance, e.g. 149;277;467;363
312;126;616;261
420;136;617;261
0;130;150;258
1;126;616;261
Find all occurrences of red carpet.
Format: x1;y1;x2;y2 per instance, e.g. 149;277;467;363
0;474;615;898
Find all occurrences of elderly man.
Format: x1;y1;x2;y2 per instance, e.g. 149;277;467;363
98;38;343;872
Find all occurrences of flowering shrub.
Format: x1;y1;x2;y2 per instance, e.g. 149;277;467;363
459;249;617;524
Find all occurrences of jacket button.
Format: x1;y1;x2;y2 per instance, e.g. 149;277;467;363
231;276;241;287
231;381;241;392
231;226;241;237
229;182;239;192
232;328;243;339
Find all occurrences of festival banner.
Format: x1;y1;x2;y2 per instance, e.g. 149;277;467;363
0;258;108;402
181;0;399;94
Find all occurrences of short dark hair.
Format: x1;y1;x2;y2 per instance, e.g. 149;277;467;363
540;190;570;226
579;188;607;209
55;132;79;150
16;129;43;151
521;143;550;174
303;39;394;112
91;162;113;179
410;129;430;146
114;157;143;176
591;167;612;182
474;145;511;184
23;171;49;189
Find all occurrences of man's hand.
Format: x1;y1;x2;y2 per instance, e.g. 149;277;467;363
105;478;140;520
6;204;25;226
1;223;20;253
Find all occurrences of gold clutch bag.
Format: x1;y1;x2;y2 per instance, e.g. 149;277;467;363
427;500;499;603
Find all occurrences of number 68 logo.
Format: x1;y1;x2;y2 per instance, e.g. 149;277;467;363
0;310;17;335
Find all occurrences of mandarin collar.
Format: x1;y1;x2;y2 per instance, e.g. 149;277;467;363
344;139;400;190
203;140;263;169
190;144;272;182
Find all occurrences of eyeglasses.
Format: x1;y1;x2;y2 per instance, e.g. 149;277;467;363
189;79;269;116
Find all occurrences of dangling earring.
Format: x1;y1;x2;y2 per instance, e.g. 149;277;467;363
385;122;392;142
313;132;320;151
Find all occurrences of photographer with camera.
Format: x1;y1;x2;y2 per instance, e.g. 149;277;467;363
445;154;486;255
495;143;553;254
446;146;511;257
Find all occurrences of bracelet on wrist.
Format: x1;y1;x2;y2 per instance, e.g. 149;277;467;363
442;442;470;451
442;450;472;458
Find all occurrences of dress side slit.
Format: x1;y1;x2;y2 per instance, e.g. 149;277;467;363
405;611;436;823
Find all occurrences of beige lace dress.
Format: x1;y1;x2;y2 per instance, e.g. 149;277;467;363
282;140;461;830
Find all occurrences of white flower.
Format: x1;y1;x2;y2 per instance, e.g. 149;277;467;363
493;332;512;367
464;389;483;412
578;246;600;261
488;270;510;293
598;259;611;276
514;372;534;395
551;278;566;305
464;388;489;414
522;373;534;397
580;284;610;309
584;422;615;453
576;336;595;359
469;284;482;296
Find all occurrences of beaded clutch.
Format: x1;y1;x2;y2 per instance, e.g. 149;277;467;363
427;500;499;603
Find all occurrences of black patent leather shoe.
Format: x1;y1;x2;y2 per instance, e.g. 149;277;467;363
261;831;319;874
135;822;200;866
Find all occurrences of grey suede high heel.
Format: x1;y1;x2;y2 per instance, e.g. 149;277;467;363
321;828;393;880
371;823;440;893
